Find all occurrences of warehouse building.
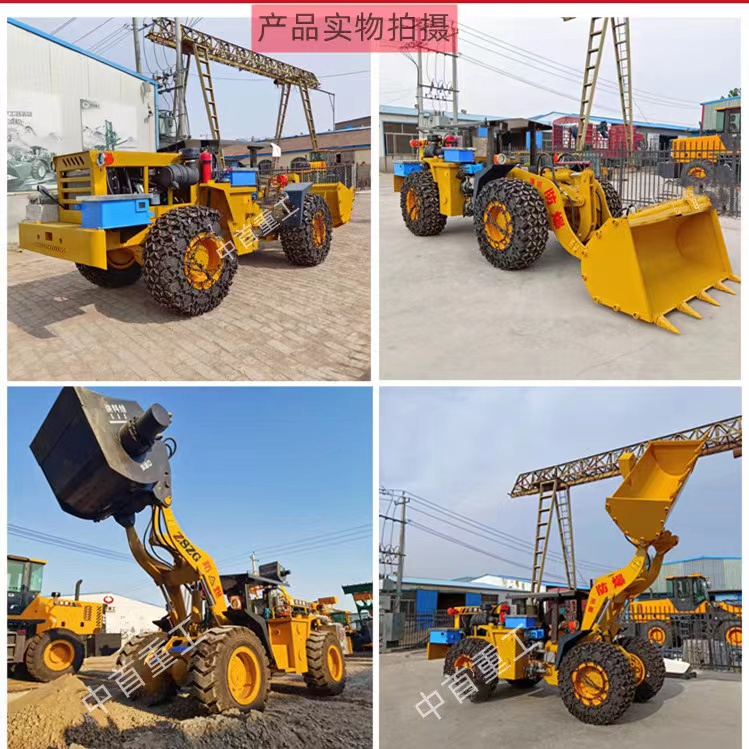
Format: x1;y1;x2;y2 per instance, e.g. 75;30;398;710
700;94;741;133
380;572;570;615
73;593;166;641
649;556;741;600
7;18;158;242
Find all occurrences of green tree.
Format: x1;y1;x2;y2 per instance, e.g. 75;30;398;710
728;87;741;97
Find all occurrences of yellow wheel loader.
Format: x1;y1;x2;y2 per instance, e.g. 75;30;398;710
7;556;117;682
17;145;354;316
629;573;742;648
427;439;704;724
30;387;346;713
394;120;739;333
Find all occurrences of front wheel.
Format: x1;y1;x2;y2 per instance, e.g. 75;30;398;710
558;640;636;725
142;205;237;316
473;178;548;270
443;636;498;703
280;193;333;266
116;631;179;705
188;626;270;714
24;629;85;683
76;252;142;288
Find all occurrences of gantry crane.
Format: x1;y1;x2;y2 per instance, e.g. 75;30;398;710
146;18;321;169
511;416;742;592
573;17;634;153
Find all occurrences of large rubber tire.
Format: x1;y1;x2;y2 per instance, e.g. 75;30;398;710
599;178;623;218
142;205;238;316
618;637;666;703
681;159;715;190
474;178;548;270
280;193;333;266
116;631;179;705
25;629;85;683
645;620;674;648
188;626;270;714
400;169;447;237
559;640;636;725
304;630;347;696
443;636;498;703
76;259;142;288
718;620;742;647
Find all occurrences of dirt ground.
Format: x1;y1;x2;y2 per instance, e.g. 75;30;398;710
8;655;373;749
379;181;741;380
7;192;370;382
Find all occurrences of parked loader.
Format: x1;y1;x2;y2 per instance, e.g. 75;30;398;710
7;555;118;682
31;387;346;713
629;573;742;647
394;120;739;334
427;439;703;724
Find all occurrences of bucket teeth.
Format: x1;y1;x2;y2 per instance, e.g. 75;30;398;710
676;302;702;319
713;281;737;295
728;274;741;283
655;316;681;335
696;290;720;307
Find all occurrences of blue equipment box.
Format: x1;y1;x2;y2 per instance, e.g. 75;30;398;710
462;163;485;175
79;195;153;230
429;629;462;645
443;148;475;164
505;616;536;629
229;169;258;187
394;161;422;177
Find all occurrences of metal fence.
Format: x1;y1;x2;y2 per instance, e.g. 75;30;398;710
622;605;741;673
388;607;741;672
259;162;370;190
574;146;741;218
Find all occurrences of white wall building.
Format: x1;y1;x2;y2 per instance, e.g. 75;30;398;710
76;593;167;641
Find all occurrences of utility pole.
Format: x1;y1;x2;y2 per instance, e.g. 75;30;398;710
451;52;458;126
416;49;424;137
250;551;258;575
175;17;187;140
132;18;142;74
393;493;409;613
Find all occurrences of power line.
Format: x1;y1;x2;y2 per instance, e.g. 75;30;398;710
51;18;76;35
9;525;133;563
71;18;114;45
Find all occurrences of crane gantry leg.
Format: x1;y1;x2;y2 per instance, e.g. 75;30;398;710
611;17;634;152
576;17;608;153
194;44;225;170
531;480;577;592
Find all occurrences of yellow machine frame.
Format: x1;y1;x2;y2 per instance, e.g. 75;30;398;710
19;150;353;272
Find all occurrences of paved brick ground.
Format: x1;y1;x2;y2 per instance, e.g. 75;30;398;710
8;193;370;381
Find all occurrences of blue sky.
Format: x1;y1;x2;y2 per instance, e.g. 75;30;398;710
9;386;373;610
380;387;741;586
18;17;370;139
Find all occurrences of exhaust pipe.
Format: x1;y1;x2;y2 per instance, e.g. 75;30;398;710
74;579;82;601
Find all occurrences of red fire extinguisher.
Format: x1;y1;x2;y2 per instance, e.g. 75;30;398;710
199;151;213;183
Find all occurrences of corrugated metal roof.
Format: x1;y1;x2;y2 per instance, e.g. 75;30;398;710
701;95;741;106
9;18;156;86
532;110;698;133
380;105;507;122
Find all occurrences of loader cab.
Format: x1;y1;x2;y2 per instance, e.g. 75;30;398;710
715;105;741;149
7;555;45;616
665;574;710;612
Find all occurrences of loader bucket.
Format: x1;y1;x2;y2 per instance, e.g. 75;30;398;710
30;387;172;522
580;193;739;333
605;440;704;545
309;183;355;228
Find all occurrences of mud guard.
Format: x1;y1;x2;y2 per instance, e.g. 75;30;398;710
472;163;517;201
555;630;591;668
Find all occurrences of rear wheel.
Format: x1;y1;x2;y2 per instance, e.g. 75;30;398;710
188;626;270;713
25;629;85;683
559;640;635;725
443;636;498;703
718;621;742;647
474;178;548;270
304;630;347;696
280;193;333;266
618;636;666;703
645;620;673;648
116;631;179;705
681;159;714;190
142;205;237;316
400;169;447;237
76;251;142;288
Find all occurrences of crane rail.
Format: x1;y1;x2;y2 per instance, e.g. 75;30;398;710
511;416;742;497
